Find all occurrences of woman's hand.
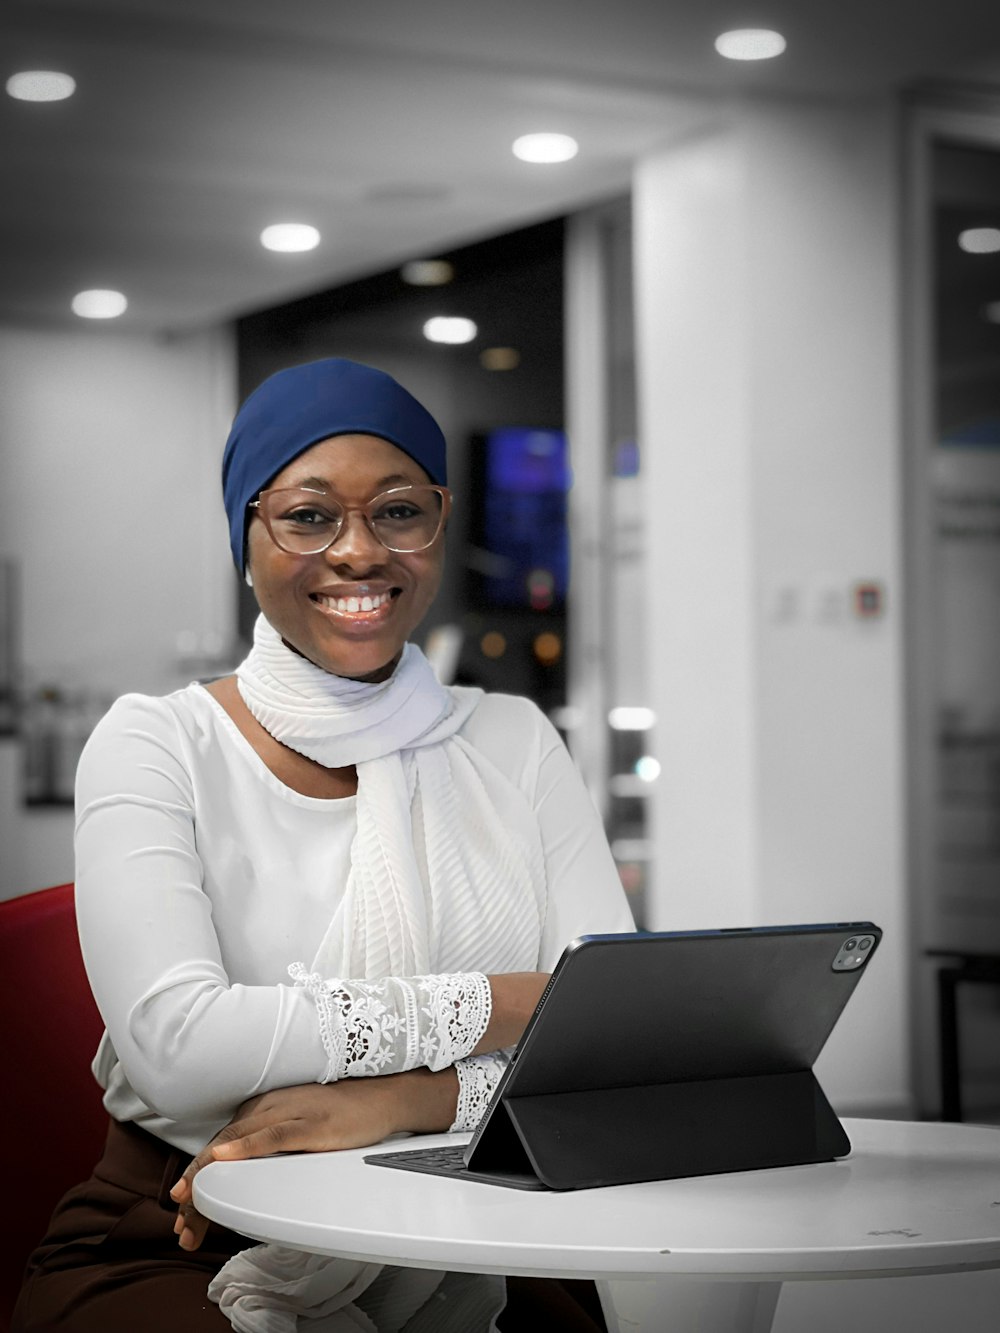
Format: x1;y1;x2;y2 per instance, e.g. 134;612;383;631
170;1068;458;1251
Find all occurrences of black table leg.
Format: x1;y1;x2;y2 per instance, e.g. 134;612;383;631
937;967;962;1122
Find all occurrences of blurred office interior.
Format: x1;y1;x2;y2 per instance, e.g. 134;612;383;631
1;1;1000;1167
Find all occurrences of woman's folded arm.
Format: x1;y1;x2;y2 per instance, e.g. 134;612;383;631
288;966;546;1082
74;695;551;1127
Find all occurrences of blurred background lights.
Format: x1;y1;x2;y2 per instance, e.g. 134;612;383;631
983;301;1000;324
635;756;661;783
608;706;656;730
71;289;127;319
549;704;582;731
400;259;454;286
958;227;1000;254
611;838;654;862
480;346;521;371
260;223;320;253
617;862;644;894
512;133;579;164
480;631;507;659
714;29;787;61
532;631;563;666
423;316;477;344
527;567;555;610
6;70;76;101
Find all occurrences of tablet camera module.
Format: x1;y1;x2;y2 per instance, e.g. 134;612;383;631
832;935;876;971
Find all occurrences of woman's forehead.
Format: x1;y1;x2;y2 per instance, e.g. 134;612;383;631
270;433;432;490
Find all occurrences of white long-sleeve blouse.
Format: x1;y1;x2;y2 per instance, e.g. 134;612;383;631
74;683;634;1154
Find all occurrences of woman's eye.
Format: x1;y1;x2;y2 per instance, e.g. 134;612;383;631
283;506;336;527
375;502;422;522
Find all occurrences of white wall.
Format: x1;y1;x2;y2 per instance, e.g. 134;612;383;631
0;322;237;898
633;99;909;1115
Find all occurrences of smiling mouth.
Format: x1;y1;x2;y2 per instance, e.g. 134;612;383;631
310;588;399;617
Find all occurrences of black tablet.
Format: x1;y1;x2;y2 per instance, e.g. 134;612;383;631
366;921;882;1190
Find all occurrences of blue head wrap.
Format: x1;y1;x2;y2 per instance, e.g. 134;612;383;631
222;358;448;571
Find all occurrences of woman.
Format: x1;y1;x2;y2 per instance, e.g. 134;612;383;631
13;358;633;1332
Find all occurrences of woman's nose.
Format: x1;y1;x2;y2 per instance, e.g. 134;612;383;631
324;509;386;569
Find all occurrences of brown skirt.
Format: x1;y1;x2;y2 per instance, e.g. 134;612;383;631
11;1118;249;1332
12;1118;606;1332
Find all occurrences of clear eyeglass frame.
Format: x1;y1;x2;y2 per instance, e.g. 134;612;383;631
248;483;452;555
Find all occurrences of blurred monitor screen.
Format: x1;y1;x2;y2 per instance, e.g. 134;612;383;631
478;427;569;609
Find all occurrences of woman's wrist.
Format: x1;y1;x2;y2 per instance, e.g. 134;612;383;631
476;972;549;1053
388;1066;460;1135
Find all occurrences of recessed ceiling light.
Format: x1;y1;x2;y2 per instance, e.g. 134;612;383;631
958;227;1000;255
714;29;787;61
72;289;127;319
423;316;477;345
401;259;454;286
260;223;320;253
480;347;520;371
6;70;76;102
512;133;579;164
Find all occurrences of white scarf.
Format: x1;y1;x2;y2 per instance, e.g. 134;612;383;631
209;615;545;1331
234;614;544;979
234;617;467;770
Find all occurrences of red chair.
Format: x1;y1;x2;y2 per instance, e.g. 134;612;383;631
0;883;108;1329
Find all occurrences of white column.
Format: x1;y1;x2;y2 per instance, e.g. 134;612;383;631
565;211;613;810
633;122;759;930
633;98;910;1114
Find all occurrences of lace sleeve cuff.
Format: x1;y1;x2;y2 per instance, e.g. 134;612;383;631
451;1050;511;1132
288;964;492;1082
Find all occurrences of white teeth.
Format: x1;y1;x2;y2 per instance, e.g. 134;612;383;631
316;590;392;615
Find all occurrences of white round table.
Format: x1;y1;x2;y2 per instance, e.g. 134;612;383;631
194;1118;1000;1332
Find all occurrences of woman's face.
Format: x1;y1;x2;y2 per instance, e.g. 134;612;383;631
245;434;446;682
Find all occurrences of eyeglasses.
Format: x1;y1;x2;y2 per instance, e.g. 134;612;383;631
248;484;451;556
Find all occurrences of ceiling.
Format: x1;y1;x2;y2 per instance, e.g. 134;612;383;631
4;0;1000;333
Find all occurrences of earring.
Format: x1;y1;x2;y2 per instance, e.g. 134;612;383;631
245;569;254;588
